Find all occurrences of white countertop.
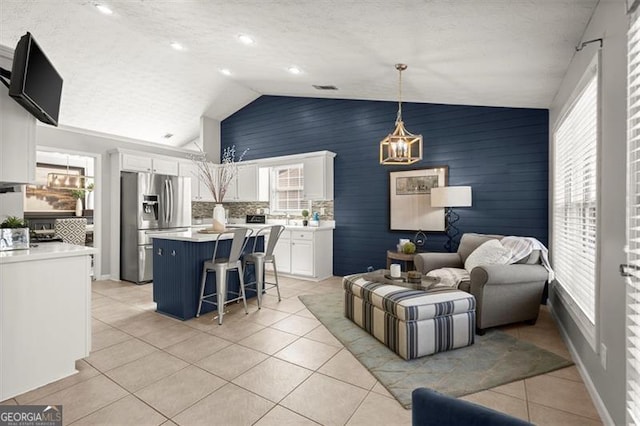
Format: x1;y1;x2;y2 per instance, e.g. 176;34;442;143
192;220;335;233
150;229;237;242
0;243;97;264
154;221;336;242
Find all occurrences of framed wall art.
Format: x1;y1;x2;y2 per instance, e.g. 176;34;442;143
389;166;448;231
24;163;85;212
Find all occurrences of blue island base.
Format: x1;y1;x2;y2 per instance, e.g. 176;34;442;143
152;236;263;320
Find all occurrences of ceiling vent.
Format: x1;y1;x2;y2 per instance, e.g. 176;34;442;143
313;85;338;91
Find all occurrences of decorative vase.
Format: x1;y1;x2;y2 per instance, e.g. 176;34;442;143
212;203;226;231
75;198;83;217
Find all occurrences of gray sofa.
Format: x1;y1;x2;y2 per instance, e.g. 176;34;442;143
413;233;548;334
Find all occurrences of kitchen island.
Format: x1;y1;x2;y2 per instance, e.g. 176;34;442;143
151;229;263;320
0;242;95;401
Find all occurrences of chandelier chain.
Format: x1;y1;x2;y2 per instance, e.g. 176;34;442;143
396;66;403;124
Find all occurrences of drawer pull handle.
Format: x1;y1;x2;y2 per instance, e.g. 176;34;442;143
157;248;163;256
171;250;176;256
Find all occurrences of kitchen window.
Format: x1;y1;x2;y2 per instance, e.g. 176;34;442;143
270;164;311;213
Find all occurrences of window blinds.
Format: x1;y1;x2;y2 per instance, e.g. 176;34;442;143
627;11;640;424
273;165;305;211
552;63;599;332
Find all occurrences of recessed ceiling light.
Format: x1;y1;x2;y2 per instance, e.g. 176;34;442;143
288;66;302;75
170;42;185;51
95;4;113;15
163;133;173;139
237;34;255;45
219;68;232;76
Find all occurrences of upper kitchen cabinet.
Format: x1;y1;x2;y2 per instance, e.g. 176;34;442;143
0;87;36;186
302;151;335;201
121;152;179;176
227;163;258;202
179;162;214;202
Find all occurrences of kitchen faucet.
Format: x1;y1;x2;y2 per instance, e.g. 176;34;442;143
285;213;291;225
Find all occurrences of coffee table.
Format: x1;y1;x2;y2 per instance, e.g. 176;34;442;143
362;269;440;291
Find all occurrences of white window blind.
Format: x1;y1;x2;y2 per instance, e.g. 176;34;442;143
270;164;309;212
627;10;640;424
552;58;599;343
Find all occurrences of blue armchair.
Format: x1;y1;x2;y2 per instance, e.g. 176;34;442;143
412;388;532;426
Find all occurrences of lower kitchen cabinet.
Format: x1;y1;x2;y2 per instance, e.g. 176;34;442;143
267;228;333;281
272;230;291;274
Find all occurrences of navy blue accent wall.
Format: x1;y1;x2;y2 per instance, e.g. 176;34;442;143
222;96;548;276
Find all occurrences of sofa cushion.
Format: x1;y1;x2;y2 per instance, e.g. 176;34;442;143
426;267;470;288
464;239;512;272
457;233;503;263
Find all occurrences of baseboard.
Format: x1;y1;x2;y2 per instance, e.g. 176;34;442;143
265;271;326;282
547;299;615;426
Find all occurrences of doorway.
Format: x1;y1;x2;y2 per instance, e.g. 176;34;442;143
26;148;102;279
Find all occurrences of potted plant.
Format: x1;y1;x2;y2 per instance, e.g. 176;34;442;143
0;216;30;251
301;209;309;226
71;189;85;217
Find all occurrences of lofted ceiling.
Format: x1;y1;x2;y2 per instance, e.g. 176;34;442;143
0;0;598;147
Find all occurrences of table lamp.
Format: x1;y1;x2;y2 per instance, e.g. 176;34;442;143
431;186;472;252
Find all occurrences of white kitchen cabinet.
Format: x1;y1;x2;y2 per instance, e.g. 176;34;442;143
302;152;334;201
271;229;291;274
267;227;333;281
227;163;258;202
0;245;94;400
121;153;179;176
0;88;36;185
180;163;214;202
291;232;314;276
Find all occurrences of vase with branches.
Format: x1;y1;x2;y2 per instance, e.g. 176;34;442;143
190;145;248;230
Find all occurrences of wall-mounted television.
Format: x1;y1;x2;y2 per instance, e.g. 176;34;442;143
6;32;63;126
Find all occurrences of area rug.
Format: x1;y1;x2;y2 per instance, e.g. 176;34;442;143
299;292;573;408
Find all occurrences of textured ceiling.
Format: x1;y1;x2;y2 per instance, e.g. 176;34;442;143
0;0;598;147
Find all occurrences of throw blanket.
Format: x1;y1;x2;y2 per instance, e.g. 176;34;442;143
426;267;470;288
500;236;555;281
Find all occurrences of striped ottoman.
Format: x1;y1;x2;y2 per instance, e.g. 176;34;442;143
343;273;476;360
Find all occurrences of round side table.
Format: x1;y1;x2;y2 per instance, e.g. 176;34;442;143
386;250;418;272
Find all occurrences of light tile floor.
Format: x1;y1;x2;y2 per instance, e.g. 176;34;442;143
1;275;603;425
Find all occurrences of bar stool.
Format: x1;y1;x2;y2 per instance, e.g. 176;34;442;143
243;225;285;309
196;227;253;325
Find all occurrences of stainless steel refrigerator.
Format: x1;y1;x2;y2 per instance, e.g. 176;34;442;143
120;171;191;284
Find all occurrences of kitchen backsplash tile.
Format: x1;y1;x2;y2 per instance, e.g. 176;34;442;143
192;201;334;221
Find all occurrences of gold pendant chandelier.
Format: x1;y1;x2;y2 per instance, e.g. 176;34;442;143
379;64;423;165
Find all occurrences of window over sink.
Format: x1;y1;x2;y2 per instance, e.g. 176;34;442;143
270;164;311;213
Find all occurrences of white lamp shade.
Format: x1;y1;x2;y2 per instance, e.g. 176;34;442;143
431;186;472;208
